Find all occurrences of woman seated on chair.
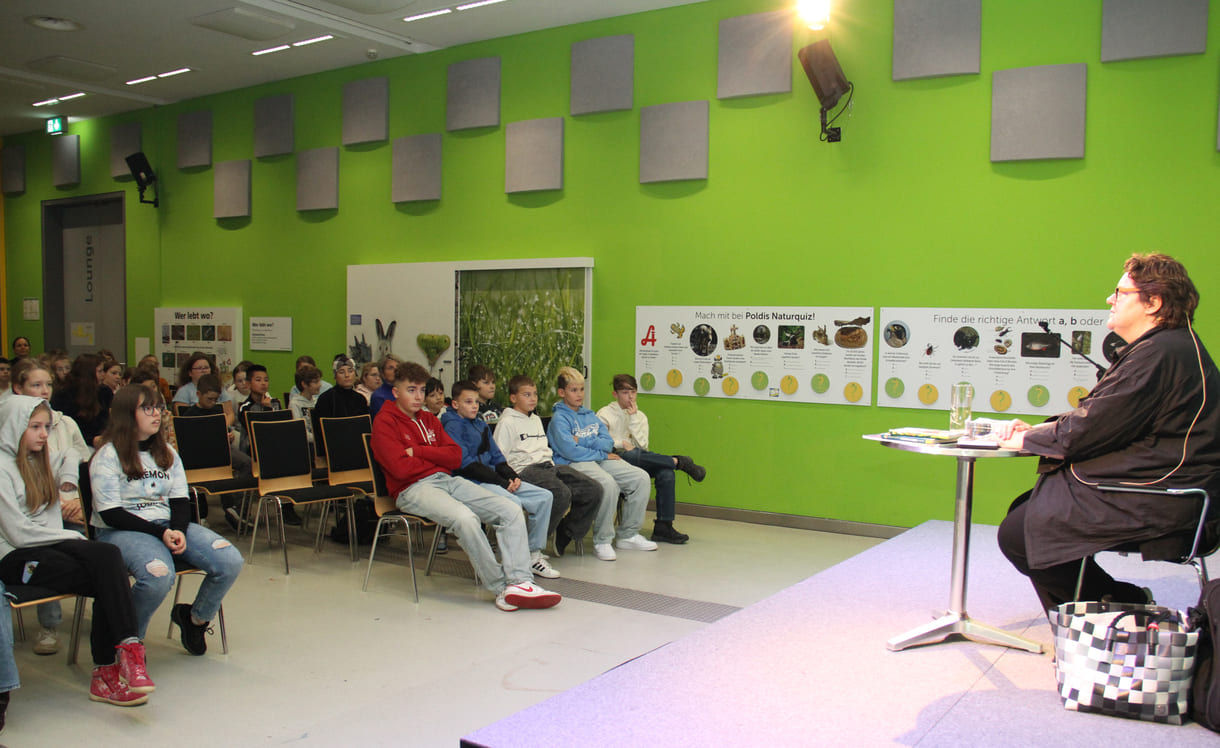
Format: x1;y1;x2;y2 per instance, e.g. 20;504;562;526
997;253;1220;612
49;353;111;453
0;395;155;707
89;385;244;656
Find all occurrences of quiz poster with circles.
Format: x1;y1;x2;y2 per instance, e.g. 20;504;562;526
635;306;874;405
877;307;1115;417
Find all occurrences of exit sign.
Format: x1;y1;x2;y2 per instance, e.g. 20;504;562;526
45;116;65;135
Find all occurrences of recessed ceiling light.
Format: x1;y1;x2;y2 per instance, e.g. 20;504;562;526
253;44;291;56
292;34;334;47
157;68;191;78
404;8;451;22
32;98;59;107
25;16;83;32
126;75;158;85
456;0;505;10
58;92;87;101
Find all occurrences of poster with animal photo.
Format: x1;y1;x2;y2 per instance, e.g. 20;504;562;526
877;307;1114;418
153;307;242;386
635;306;874;406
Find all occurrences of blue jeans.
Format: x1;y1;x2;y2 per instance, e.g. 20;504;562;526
0;583;19;692
565;459;651;544
96;522;244;638
477;481;553;553
619;449;678;521
397;473;534;593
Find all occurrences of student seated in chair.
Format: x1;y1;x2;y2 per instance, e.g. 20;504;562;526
311;356;370;456
288;364;323;446
183;374;251;477
442;380;558;579
547;367;654;562
597;374;705;544
90;385;244;656
370;362;560;611
493;375;601;558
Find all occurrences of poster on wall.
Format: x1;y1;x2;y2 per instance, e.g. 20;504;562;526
635;306;875;405
153;307;242;385
877;307;1113;417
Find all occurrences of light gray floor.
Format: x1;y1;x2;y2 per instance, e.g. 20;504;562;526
0;513;880;746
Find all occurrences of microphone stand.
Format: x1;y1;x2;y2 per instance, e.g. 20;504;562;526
1039;321;1107;381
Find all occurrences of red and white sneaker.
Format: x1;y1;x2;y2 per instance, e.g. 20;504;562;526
502;582;561;609
116;641;155;694
90;664;149;707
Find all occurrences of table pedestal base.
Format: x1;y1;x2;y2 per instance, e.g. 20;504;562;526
886;612;1043;653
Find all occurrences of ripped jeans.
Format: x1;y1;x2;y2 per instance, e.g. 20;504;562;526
96;522;244;638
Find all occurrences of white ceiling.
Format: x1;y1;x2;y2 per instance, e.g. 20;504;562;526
0;0;707;137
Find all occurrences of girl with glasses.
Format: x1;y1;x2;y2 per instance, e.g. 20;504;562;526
89;385;244;656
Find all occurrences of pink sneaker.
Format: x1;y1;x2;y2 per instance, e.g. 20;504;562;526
90;664;149;707
116;641;155;694
502;582;561;609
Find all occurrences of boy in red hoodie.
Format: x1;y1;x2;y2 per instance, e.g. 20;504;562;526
370;362;560;611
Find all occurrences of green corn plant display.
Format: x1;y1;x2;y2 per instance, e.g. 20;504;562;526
457;268;586;416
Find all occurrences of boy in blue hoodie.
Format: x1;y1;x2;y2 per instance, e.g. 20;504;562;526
546;367;653;562
441;381;559;578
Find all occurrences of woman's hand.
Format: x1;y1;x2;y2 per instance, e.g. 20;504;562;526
163;529;187;554
60;498;84;525
506;478;521;493
997;420;1032;450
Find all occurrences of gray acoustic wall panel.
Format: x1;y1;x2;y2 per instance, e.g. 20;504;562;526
254;94;294;157
214;160;252;218
1101;0;1208;62
506;118;564;193
639;100;709;183
1;145;25;195
447;57;500;131
391;133;442;202
297;147;339;211
177;110;212;168
571;35;634;115
110;121;142;178
52;134;80;186
717;11;793;99
893;0;981;80
343;77;389;145
991;64;1087;162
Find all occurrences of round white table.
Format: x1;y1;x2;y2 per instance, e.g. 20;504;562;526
864;434;1044;653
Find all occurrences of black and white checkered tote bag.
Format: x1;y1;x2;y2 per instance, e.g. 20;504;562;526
1052;601;1199;724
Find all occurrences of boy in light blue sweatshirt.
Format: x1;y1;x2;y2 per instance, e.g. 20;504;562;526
546;366;653;562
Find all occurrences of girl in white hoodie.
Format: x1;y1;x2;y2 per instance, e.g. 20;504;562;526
0;396;154;708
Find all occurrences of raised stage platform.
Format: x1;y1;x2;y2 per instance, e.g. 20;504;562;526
462;520;1218;747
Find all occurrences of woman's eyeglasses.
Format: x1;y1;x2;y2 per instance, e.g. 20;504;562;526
139;405;166;416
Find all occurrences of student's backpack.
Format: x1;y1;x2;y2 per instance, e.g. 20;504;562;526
1188;578;1220;731
330;496;378;545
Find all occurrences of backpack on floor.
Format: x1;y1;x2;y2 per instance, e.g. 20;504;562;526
330;496;378;545
1188;578;1220;732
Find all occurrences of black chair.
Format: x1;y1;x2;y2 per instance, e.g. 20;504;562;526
241;408;293;478
248;418;362;574
173;413;257;533
360;433;443;599
316;415;374;535
1074;485;1218;600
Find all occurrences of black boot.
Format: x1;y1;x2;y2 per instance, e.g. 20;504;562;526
651;520;689;544
674;456;706;482
0;689;10;734
553;528;572;557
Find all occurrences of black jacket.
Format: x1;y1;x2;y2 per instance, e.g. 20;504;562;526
1021;325;1220;568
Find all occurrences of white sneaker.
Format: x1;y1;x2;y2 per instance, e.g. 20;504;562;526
33;627;60;655
503;582;561;609
530;552;560;579
593;543;617;561
494;590;519;612
615;534;659;552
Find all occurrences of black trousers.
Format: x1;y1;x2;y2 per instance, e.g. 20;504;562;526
997;491;1145;613
0;539;139;665
518;464;600;540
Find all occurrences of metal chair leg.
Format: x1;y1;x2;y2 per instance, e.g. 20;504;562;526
67;597;85;666
425;526;443;576
276;499;290;575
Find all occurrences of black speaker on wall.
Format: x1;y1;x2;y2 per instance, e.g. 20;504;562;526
797;40;853;142
124;151;159;207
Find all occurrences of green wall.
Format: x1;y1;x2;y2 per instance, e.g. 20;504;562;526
4;0;1220;528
